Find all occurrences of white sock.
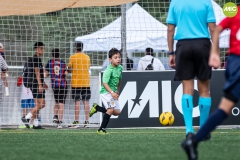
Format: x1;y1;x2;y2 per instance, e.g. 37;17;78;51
5;87;9;96
25;113;33;119
33;119;39;126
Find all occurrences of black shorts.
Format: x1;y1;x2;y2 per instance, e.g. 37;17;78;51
174;38;212;81
31;84;45;99
53;87;68;104
72;87;91;101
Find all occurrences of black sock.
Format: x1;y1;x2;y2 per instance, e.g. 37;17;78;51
99;113;111;131
195;109;228;142
96;105;107;113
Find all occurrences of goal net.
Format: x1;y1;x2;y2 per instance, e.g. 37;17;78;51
0;0;235;127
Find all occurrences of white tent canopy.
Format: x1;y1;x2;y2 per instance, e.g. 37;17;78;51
75;4;168;52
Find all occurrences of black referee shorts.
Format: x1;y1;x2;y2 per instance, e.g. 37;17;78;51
174;38;212;81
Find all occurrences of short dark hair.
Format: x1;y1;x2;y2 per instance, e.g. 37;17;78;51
52;48;60;58
108;48;121;58
75;42;83;51
34;42;44;49
146;47;153;55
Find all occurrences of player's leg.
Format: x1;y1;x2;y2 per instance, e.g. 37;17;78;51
97;93;115;134
81;87;91;124
98;107;113;134
197;79;211;126
1;72;9;96
89;103;106;117
182;79;195;135
71;88;80;125
21;85;38;128
58;87;67;124
174;40;195;136
29;88;46;129
53;88;59;123
19;100;28;128
53;103;59;123
197;79;211;140
82;87;91;124
29;99;35;128
32;98;45;129
112;100;121;116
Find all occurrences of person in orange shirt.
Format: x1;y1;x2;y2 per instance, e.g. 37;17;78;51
68;42;91;127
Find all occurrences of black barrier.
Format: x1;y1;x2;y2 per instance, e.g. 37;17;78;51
102;70;240;128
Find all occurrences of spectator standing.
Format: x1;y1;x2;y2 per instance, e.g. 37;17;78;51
0;51;8;105
137;48;165;71
126;57;133;70
21;42;48;129
0;43;9;96
68;42;91;127
45;48;68;129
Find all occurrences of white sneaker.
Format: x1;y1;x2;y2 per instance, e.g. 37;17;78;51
57;125;63;129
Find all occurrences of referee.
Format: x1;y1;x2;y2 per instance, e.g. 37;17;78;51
166;0;216;139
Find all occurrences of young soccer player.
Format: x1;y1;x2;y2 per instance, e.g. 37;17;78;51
45;48;68;129
89;48;122;134
181;4;240;160
166;0;216;139
17;77;34;129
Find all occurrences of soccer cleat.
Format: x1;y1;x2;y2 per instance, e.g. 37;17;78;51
68;121;80;128
33;125;45;129
84;121;89;128
181;134;198;160
53;115;59;123
19;125;33;129
97;129;108;135
21;116;30;129
89;103;98;117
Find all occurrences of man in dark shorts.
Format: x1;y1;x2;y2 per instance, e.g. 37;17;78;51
22;42;48;129
167;0;216;138
181;4;240;160
68;42;91;127
45;48;68;128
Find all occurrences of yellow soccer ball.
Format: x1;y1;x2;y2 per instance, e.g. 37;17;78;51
159;112;175;126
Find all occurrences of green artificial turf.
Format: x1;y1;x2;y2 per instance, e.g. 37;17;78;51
0;128;239;160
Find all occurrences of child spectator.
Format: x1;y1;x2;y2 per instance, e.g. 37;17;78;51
17;77;34;129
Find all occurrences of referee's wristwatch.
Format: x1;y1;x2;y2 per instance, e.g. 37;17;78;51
168;51;174;55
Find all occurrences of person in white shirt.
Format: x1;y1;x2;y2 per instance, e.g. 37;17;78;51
17;77;35;129
137;48;165;71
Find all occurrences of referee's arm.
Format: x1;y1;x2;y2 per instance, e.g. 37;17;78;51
208;23;216;40
167;24;176;53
